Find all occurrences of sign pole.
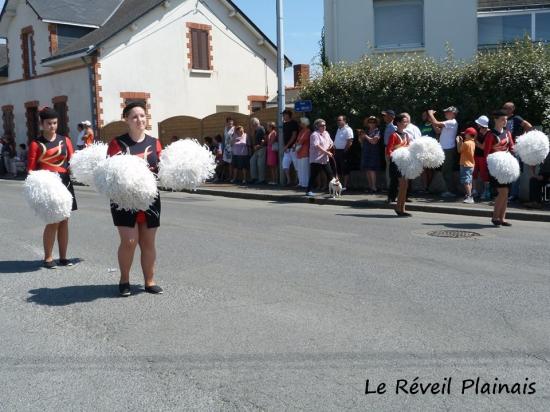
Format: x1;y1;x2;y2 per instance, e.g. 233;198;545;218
276;0;286;185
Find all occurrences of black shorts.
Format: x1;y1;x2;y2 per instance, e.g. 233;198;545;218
232;155;249;170
110;194;161;228
60;173;78;211
489;174;512;190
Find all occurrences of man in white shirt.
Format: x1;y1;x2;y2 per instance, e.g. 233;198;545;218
427;107;459;197
334;115;354;190
76;123;86;150
403;113;421;141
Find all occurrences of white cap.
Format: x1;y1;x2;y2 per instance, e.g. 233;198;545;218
474;115;489;128
82;120;92;126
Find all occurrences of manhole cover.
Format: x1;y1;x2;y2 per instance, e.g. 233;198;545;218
427;230;481;238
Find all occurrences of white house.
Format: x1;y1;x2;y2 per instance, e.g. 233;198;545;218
0;0;291;144
324;0;550;64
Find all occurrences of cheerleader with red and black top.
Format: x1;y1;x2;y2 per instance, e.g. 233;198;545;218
484;110;515;227
109;102;163;296
27;107;77;269
386;113;412;216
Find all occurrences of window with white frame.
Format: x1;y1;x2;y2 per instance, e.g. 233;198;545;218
373;0;424;49
478;10;550;46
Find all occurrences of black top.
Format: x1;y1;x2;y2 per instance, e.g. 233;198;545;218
506;115;524;140
108;134;162;172
253;126;266;146
283;120;299;145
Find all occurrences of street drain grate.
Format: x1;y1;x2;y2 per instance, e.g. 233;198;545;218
427;230;481;239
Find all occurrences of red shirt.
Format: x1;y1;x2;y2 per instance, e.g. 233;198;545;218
385;131;410;157
27;134;74;173
483;129;514;158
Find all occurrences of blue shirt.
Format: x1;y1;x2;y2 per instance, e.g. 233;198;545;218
383;123;397;146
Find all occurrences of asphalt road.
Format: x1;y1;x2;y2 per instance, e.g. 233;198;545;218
1;180;549;411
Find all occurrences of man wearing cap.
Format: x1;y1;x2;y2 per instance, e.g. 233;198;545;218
474;115;491;200
76;122;86;150
502;101;533;202
427;107;459;197
382;110;397;189
82;120;94;147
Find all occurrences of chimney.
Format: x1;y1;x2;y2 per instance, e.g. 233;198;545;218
293;64;310;87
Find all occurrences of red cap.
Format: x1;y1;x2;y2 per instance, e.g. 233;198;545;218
463;127;478;137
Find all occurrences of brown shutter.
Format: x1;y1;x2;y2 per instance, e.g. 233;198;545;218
191;29;209;70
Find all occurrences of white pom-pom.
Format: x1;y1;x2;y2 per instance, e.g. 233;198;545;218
158;138;216;191
514;130;550;166
23;170;72;224
409;136;445;169
69;142;108;186
487;151;520;184
391;147;424;179
93;155;157;211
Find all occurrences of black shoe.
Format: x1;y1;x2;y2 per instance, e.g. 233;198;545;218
491;219;501;226
145;285;163;294
395;210;412;217
501;221;512;227
118;283;131;297
43;260;57;269
58;259;74;267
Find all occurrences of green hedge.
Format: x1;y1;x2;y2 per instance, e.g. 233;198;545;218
300;39;550;132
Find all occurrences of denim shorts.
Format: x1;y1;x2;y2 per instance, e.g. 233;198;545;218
460;166;473;185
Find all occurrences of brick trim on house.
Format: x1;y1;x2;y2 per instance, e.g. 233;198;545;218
186;22;213;70
91;55;104;132
24;100;39;142
2;105;15;137
120;92;152;130
20;26;36;79
48;24;58;55
247;95;268;113
52;95;69;136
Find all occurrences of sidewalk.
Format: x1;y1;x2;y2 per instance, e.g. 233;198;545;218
187;182;550;222
3;175;548;222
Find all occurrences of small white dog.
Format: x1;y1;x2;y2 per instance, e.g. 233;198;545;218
329;177;343;198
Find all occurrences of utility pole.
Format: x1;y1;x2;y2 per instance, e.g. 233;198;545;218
276;0;286;185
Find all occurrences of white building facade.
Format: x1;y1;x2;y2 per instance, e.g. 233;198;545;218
324;0;550;64
0;0;290;144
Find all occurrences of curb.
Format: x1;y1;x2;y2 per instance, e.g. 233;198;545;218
189;188;550;223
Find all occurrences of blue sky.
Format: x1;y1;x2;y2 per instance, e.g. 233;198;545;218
0;0;323;84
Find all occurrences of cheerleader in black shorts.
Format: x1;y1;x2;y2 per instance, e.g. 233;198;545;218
484;110;515;227
27;107;77;269
107;102;163;296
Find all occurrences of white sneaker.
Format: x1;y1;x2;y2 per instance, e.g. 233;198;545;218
463;196;474;204
441;191;455;198
306;191;315;197
342;187;347;191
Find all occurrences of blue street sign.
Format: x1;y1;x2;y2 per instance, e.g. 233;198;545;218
294;100;313;112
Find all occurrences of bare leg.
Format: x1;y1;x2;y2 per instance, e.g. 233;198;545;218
138;224;158;287
117;225;139;284
43;223;59;262
499;187;509;222
57;219;69;260
396;178;408;213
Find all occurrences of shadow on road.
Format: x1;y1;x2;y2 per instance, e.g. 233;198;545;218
27;284;143;306
335;213;395;219
0;260;43;274
422;222;495;229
